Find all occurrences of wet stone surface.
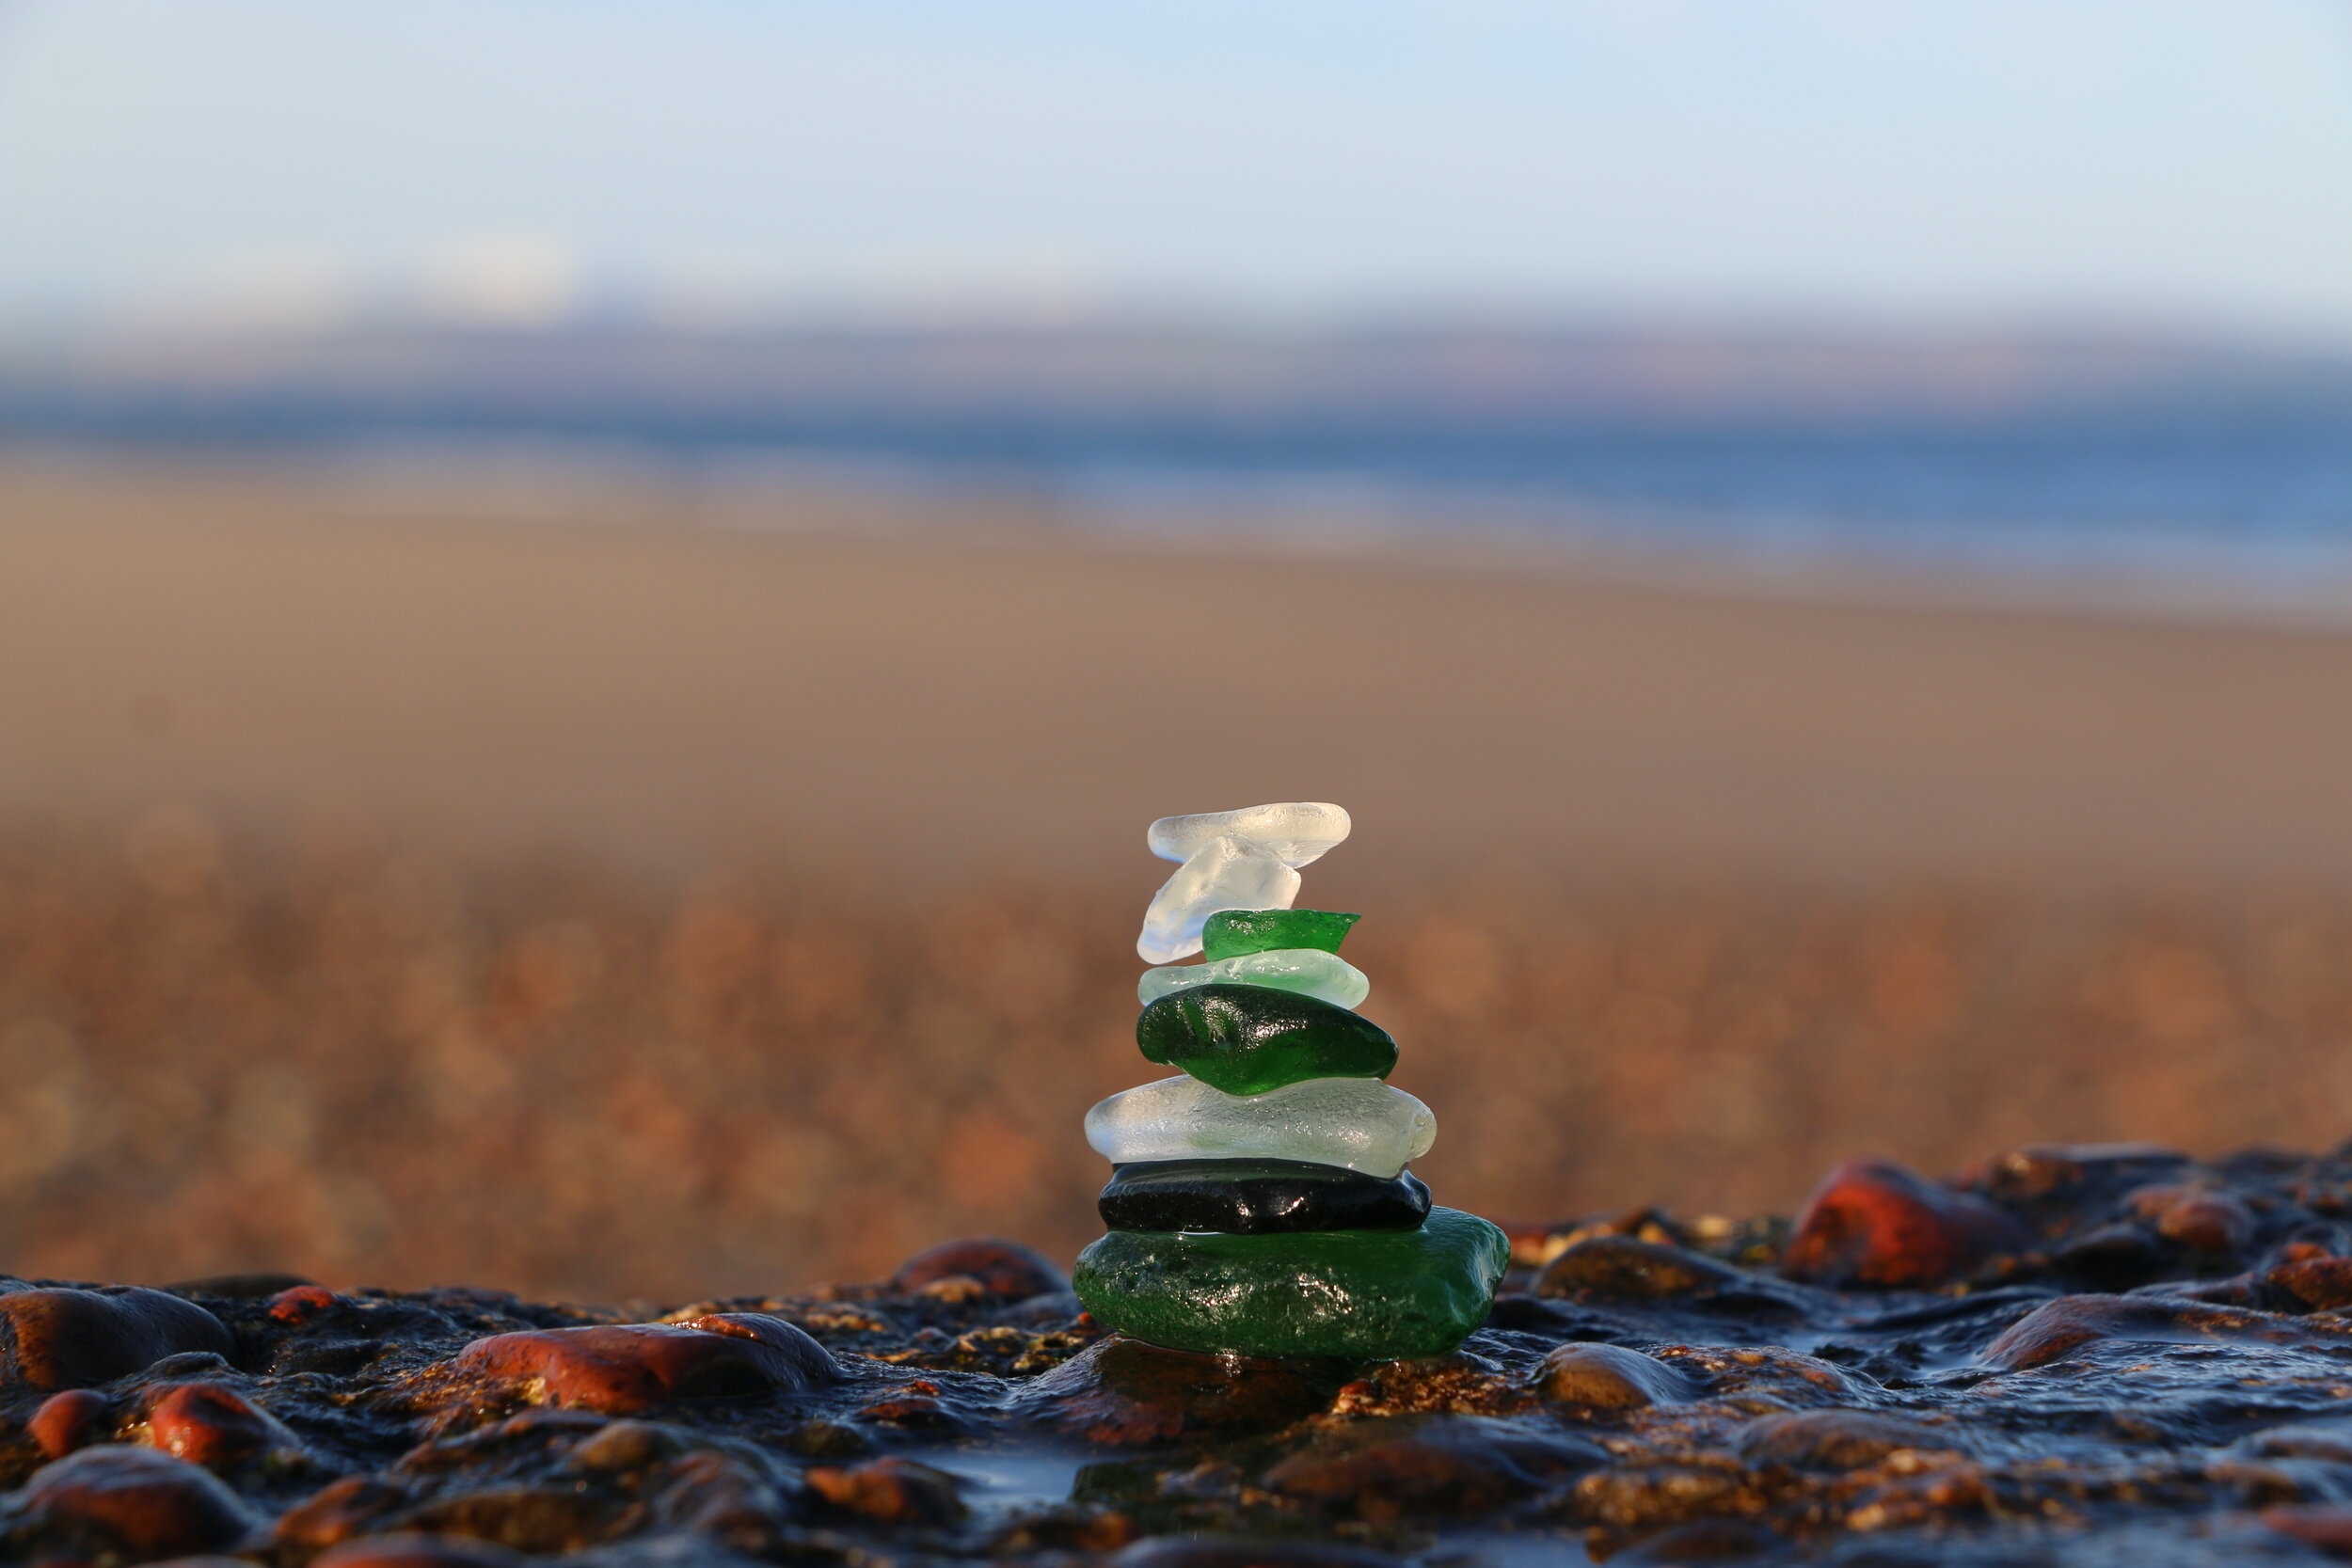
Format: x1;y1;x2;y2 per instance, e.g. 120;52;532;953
17;1143;2352;1563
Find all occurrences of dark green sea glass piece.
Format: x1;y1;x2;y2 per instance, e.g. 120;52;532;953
1136;984;1397;1096
1201;909;1361;960
1099;1158;1432;1234
1073;1207;1510;1359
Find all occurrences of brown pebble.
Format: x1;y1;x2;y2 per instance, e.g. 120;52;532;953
0;1288;234;1390
1979;1293;2348;1370
313;1532;527;1567
891;1238;1069;1300
1534;1237;1747;1302
1015;1336;1348;1448
28;1388;111;1459
1534;1343;1701;1410
2130;1185;2256;1256
1737;1408;1955;1470
453;1313;834;1415
1263;1415;1604;1520
2271;1256;2352;1312
806;1457;968;1525
146;1381;288;1465
16;1444;261;1558
1781;1158;2032;1289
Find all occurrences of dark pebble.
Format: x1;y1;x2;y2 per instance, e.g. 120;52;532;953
1015;1335;1349;1447
1780;1158;2032;1289
0;1287;234;1390
1100;1159;1432;1234
2269;1256;2352;1312
14;1444;261;1559
1113;1536;1404;1568
453;1313;834;1415
891;1238;1070;1300
1263;1414;1605;1520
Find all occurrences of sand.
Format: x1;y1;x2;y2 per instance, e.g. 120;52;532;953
3;452;2350;891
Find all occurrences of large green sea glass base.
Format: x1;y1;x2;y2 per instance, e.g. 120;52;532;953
1073;1207;1509;1360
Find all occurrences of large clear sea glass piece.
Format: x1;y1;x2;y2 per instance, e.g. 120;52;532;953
1136;834;1299;963
1147;803;1351;869
1084;1074;1435;1180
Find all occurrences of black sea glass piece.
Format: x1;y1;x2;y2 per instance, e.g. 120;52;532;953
1099;1157;1433;1234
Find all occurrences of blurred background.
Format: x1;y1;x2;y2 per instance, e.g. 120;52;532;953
4;1;2352;1303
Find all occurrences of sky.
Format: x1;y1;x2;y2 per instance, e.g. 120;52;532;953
2;1;2350;338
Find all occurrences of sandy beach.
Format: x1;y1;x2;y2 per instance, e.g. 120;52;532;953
7;454;2352;892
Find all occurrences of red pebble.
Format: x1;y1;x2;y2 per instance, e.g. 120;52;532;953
268;1284;341;1323
453;1312;834;1415
1780;1157;2033;1289
28;1389;110;1458
0;1287;234;1390
17;1445;261;1558
891;1238;1069;1300
147;1381;285;1465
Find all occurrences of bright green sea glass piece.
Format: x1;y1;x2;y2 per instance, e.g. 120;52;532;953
1202;909;1361;960
1136;984;1396;1096
1073;1207;1509;1360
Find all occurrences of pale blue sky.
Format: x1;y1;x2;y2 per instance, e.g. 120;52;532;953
3;0;2349;336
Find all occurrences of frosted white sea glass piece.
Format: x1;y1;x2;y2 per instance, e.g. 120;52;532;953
1136;948;1371;1011
1148;802;1352;869
1084;1074;1435;1179
1137;834;1300;963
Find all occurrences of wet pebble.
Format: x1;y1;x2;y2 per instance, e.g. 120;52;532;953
1016;1336;1348;1447
0;1287;233;1390
1979;1292;2349;1370
1780;1157;2032;1288
12;1444;262;1559
27;1388;111;1459
2268;1255;2352;1312
890;1238;1070;1301
805;1456;967;1525
1735;1408;1957;1470
2131;1185;2257;1256
1263;1414;1605;1519
312;1535;527;1568
145;1381;293;1466
453;1313;834;1415
1534;1343;1701;1410
1113;1535;1405;1568
1534;1236;1749;1302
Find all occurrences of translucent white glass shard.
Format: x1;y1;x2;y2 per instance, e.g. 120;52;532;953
1136;948;1371;1010
1136;834;1299;963
1147;802;1352;869
1084;1074;1436;1179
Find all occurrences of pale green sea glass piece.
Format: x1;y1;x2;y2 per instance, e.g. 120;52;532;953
1137;948;1370;1011
1083;1074;1435;1179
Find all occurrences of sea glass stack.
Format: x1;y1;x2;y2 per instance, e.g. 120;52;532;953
1073;802;1509;1360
